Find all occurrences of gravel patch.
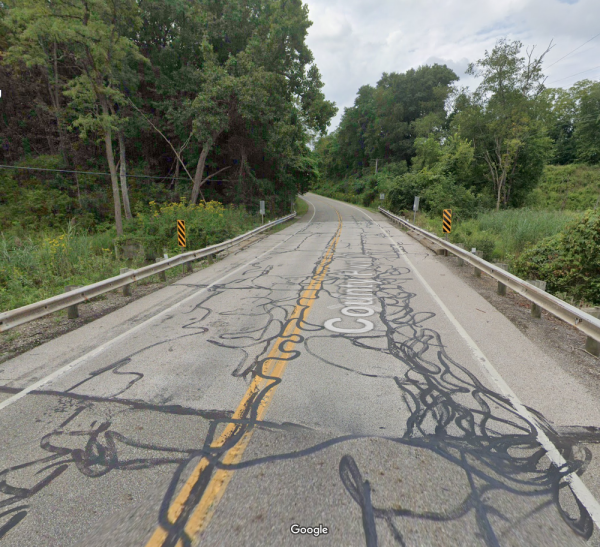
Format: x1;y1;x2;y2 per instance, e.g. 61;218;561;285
439;253;600;400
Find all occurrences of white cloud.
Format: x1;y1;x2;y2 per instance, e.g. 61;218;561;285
304;0;600;132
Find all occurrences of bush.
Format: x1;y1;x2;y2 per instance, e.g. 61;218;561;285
0;226;123;311
513;210;600;304
0;199;265;311
121;200;257;257
525;164;600;211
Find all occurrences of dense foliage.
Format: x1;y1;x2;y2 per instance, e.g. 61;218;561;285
312;38;600;304
513;211;600;304
0;196;296;311
314;39;600;215
0;0;336;234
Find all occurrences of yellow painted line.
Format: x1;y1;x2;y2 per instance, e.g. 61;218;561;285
145;210;342;547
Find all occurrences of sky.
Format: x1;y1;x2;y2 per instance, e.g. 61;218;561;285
303;0;600;132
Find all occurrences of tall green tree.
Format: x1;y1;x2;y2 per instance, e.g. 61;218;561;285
539;87;578;165
6;0;145;235
317;64;458;181
454;39;553;209
573;80;600;165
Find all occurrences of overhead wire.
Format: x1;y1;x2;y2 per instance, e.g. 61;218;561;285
545;31;600;70
0;164;226;183
547;64;600;85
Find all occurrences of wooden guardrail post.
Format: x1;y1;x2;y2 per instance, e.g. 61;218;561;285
455;243;465;266
527;280;547;318
583;308;600;357
64;285;82;319
471;250;483;277
495;263;508;296
155;259;167;282
120;268;133;296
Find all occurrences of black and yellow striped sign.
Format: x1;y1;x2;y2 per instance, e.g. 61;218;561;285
177;219;186;247
443;209;452;233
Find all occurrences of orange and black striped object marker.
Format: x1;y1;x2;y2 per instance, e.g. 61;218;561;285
177;219;186;247
443;209;452;233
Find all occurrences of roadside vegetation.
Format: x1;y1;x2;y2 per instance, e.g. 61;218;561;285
0;1;335;312
0;201;256;311
0;195;307;312
312;38;600;305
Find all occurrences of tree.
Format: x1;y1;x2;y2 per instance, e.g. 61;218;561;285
3;1;71;164
455;39;553;209
573;80;600;165
1;0;337;228
539;87;578;165
315;64;458;181
6;0;145;235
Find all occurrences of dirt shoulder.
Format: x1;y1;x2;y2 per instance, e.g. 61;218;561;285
438;251;600;399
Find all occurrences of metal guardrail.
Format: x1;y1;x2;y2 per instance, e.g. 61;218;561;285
378;206;600;344
0;213;296;332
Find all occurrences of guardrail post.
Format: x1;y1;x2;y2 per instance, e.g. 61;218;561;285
120;268;133;297
64;285;82;319
208;253;217;264
527;280;547;318
185;261;193;274
583;308;600;357
495;263;508;296
155;259;167;282
472;250;484;277
455;244;465;266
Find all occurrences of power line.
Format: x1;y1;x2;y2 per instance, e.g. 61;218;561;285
546;31;600;70
0;164;195;182
547;63;600;84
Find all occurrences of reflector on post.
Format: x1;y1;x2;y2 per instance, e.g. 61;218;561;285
443;209;452;233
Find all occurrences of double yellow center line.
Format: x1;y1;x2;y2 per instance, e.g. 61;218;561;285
146;210;342;547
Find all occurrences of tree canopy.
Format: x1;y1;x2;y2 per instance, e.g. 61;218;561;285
0;0;337;231
314;38;600;215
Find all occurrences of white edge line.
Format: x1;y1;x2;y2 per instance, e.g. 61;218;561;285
0;198;316;412
315;193;600;528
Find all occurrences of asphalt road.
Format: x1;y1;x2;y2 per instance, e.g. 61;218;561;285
1;193;600;547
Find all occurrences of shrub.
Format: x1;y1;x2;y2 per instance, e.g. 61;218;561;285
121;200;257;257
513;210;600;304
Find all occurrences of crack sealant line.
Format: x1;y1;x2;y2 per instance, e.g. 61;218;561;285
0;197;317;413
315;194;600;529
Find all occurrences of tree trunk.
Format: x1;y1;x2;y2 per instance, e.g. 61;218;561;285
191;140;212;205
170;155;180;189
100;98;123;236
74;171;82;208
118;130;133;220
52;40;69;166
239;147;248;204
496;180;502;211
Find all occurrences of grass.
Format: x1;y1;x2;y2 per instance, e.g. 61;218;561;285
295;196;309;217
314;190;579;263
0;197;308;312
525;164;600;211
415;208;578;262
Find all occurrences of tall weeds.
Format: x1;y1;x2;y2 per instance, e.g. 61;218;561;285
0;201;264;312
